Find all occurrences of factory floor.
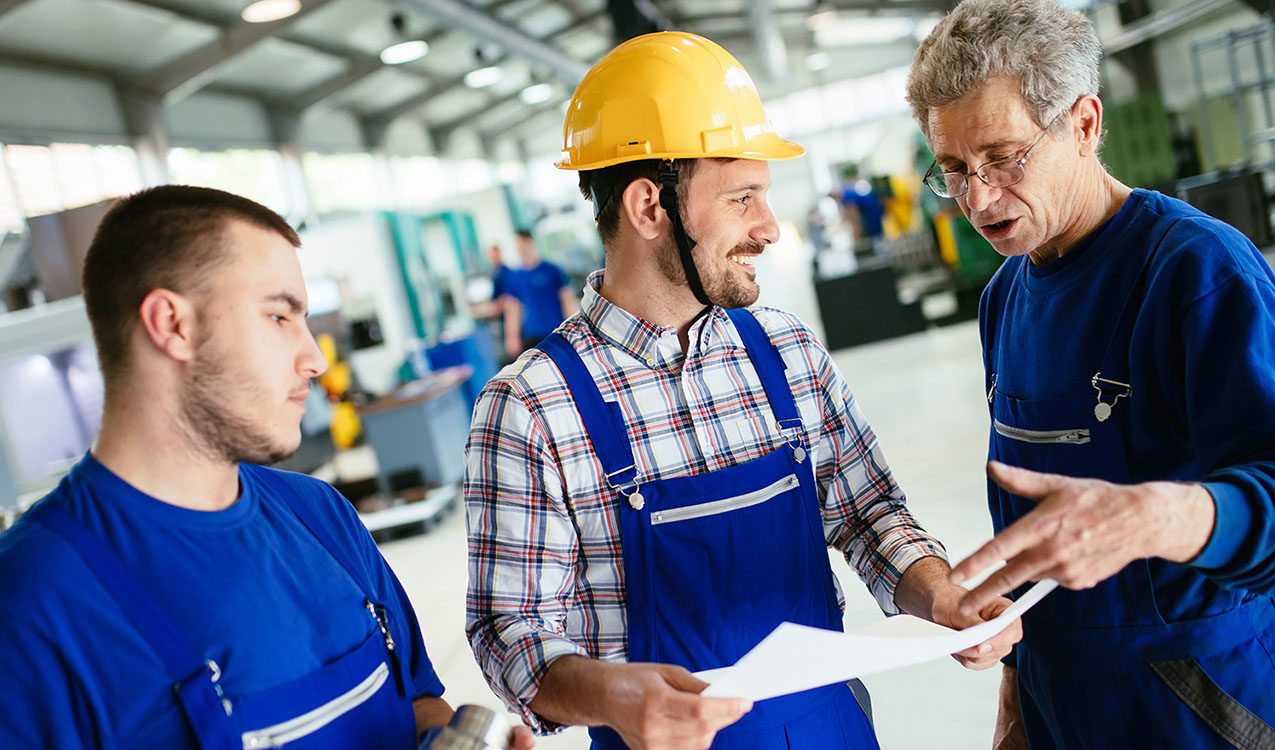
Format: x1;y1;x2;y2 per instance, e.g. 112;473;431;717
374;316;1004;749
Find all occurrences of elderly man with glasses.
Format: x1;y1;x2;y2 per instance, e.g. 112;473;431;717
907;0;1275;748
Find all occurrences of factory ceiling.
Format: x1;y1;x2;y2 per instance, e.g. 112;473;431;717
0;0;959;150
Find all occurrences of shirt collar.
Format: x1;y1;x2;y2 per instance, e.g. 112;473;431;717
581;270;728;370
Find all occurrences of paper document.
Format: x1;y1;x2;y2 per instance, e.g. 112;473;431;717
699;579;1057;701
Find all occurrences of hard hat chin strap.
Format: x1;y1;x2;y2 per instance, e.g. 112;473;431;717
657;161;712;307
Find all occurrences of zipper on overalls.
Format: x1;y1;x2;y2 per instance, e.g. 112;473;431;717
987;372;997;404
993;419;1091;445
366;598;404;696
240;661;390;748
650;474;800;525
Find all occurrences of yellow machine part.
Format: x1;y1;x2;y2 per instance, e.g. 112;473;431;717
934;210;959;267
330;401;361;451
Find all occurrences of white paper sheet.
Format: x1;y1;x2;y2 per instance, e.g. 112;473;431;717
698;579;1057;701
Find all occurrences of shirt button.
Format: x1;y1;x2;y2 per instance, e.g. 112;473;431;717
646;357;655;365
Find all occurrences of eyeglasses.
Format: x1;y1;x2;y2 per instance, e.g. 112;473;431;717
923;111;1065;199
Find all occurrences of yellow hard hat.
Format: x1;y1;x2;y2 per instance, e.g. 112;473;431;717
556;31;804;171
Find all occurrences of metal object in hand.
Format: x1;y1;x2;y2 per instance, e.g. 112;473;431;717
430;705;511;750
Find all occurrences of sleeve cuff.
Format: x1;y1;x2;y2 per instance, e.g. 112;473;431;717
502;637;589;734
1192;481;1252;570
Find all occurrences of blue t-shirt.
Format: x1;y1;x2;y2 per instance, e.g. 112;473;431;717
491;264;515;301
841;184;884;238
0;455;444;749
981;188;1275;597
508;261;570;338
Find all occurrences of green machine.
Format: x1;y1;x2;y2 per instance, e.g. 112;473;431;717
383;209;500;412
384;210;482;342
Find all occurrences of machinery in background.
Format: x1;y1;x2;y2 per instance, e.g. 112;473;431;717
0;297;101;528
384;210;499;413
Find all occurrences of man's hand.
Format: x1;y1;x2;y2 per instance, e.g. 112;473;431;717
895;556;1020;670
606;663;752;750
950;461;1216;618
529;656;751;750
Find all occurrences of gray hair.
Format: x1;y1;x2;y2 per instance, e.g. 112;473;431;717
906;0;1101;139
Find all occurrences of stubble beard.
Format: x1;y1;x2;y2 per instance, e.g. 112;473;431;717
178;338;299;467
655;231;763;309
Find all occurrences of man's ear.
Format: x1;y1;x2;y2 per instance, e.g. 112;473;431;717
1073;94;1104;159
620;177;666;241
137;288;199;363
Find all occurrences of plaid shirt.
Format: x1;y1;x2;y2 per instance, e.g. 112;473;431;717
464;271;945;729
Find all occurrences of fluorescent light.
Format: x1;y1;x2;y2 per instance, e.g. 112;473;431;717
806;52;831;72
380;40;429;65
464;66;503;89
241;0;300;23
520;83;553;104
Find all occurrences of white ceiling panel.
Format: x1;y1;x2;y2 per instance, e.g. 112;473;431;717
328;67;430;113
211;38;349;98
0;0;217;74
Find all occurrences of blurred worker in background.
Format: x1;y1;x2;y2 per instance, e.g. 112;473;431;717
501;229;578;358
465;31;1019;750
838;164;886;257
908;0;1275;747
0;185;531;750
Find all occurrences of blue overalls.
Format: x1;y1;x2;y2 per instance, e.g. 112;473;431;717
30;471;419;750
538;308;879;750
985;234;1275;749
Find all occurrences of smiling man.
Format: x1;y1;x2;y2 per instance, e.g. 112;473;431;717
0;186;532;750
464;31;1019;750
908;1;1275;747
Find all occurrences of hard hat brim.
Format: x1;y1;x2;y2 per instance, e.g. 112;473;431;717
555;137;805;171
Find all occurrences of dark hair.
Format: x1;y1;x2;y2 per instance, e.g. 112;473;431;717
82;184;300;387
515;229;534;241
577;159;700;246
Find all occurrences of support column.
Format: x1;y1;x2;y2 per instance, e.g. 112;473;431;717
116;87;170;186
360;117;398;211
268;108;316;228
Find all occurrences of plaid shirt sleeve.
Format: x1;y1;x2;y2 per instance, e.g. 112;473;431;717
463;370;588;732
758;309;948;614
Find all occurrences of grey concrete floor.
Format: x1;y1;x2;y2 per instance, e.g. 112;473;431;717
376;317;1002;749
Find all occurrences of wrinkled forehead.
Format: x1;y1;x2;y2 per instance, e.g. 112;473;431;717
926;83;1037;164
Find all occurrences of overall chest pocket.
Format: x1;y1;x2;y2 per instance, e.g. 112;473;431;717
240;662;389;749
650;474;798;525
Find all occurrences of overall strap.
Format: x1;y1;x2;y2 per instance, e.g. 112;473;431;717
1096;216;1179;384
33;507;240;750
255;468;370;596
537;333;639;489
724;309;802;432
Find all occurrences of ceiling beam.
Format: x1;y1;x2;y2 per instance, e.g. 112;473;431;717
431;87;525;141
1102;0;1235;54
747;0;790;81
672;1;938;25
401;0;589;85
123;0;339;103
480;98;565;141
278;56;384;114
363;9;603;127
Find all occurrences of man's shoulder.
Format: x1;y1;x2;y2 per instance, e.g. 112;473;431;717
1133;191;1273;294
0;501;98;625
241;465;364;535
734;306;826;352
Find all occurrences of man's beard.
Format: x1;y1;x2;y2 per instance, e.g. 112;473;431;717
656;231;764;309
178;340;299;466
